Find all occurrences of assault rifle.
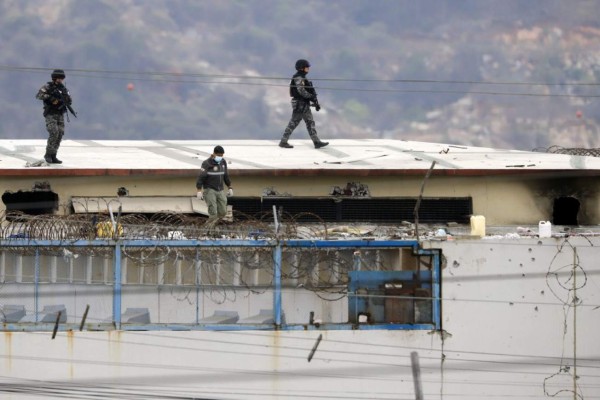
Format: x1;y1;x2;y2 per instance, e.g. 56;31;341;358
51;85;77;121
306;80;321;112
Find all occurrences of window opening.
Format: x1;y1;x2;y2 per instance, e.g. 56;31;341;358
553;196;580;225
348;249;434;325
2;184;58;217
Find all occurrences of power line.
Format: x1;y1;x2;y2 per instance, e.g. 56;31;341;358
1;65;598;98
4;326;600;396
5;331;600;381
2;65;599;86
0;352;597;398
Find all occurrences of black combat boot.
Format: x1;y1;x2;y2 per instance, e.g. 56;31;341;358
44;153;53;163
52;155;63;164
314;141;329;149
279;141;293;148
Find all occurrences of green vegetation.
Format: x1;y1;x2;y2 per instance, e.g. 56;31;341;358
1;0;599;149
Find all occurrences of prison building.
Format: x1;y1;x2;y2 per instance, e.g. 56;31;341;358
0;139;599;400
1;139;599;224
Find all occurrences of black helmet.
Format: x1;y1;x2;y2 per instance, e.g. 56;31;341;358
51;69;66;80
295;59;311;70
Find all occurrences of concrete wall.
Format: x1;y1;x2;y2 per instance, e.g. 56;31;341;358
1;236;598;399
3;173;599;224
429;236;600;399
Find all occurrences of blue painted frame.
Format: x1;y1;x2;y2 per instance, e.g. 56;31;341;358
0;238;440;331
348;270;433;324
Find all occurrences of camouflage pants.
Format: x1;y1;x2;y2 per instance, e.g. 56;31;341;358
281;101;319;143
44;114;65;156
204;187;228;225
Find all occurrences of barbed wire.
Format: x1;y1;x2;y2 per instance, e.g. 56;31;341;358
542;239;587;400
0;210;422;299
0;209;412;244
534;145;600;157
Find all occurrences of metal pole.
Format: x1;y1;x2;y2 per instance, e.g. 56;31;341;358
573;247;577;400
195;249;201;324
353;250;361;271
431;249;441;329
113;243;122;329
307;334;323;362
273;206;282;327
411;351;424;400
51;311;61;339
79;304;90;331
274;244;282;327
34;249;39;323
273;205;279;234
413;161;436;241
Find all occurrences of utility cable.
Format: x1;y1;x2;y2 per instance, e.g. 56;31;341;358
1;65;598;98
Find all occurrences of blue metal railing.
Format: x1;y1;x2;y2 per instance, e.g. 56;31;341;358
0;238;440;331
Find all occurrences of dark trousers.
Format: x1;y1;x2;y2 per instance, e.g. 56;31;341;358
45;114;65;156
281;101;319;143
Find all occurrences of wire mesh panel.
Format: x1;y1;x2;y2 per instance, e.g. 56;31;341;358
0;248;115;326
0;211;439;330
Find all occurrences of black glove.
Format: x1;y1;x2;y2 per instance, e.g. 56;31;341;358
314;101;321;112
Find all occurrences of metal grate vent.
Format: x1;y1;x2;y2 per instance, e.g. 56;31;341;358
229;197;472;223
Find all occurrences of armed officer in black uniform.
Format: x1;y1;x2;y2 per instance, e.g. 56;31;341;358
279;59;329;149
36;69;76;164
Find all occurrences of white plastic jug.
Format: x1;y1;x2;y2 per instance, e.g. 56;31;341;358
539;221;552;238
470;215;486;237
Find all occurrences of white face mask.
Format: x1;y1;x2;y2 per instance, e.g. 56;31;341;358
214;156;223;163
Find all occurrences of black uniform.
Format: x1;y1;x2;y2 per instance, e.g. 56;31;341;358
36;70;73;163
279;62;328;149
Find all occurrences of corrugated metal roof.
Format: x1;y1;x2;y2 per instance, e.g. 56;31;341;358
1;139;599;177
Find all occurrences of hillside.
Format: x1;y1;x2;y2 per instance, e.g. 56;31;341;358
1;0;599;150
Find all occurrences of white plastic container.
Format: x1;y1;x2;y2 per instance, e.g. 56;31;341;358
470;215;486;237
539;221;552;238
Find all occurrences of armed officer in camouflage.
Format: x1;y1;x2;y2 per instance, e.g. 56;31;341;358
36;69;76;164
279;59;329;149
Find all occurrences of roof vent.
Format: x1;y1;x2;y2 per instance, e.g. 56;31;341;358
230;197;472;223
